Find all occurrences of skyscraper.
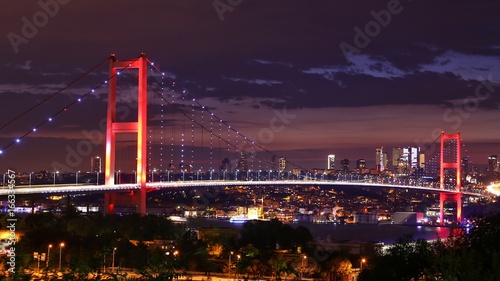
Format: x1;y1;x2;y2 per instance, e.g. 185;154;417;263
238;151;248;172
375;147;387;171
356;159;366;169
462;157;469;175
327;154;335;170
400;146;420;173
340;158;349;172
419;153;426;171
91;156;101;173
279;157;287;172
488;155;499;172
392;147;403;172
271;155;277;171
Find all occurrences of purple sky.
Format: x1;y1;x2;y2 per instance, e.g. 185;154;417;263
1;0;500;173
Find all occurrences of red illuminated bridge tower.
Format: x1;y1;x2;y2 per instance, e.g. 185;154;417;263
439;131;462;225
104;54;147;215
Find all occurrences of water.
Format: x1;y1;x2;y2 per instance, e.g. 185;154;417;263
186;218;451;245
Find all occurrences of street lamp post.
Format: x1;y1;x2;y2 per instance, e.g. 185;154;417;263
112;247;117;272
58;243;65;271
361;258;366;270
300;255;307;280
236;254;241;281
53;171;59;186
228;251;233;279
46;244;52;267
29;172;32;187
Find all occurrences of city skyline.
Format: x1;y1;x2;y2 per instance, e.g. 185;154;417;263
1;1;500;172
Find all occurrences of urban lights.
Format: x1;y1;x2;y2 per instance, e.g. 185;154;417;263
58;242;65;271
46;244;52;267
112;247;117;272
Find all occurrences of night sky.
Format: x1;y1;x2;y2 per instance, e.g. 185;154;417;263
1;0;500;172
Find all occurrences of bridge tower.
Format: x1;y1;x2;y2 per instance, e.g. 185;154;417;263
104;54;147;215
439;131;462;225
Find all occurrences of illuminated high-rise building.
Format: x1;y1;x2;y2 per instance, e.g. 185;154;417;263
392;147;403;171
356;159;366;169
91;156;102;173
279;157;287;172
238;151;248;172
327;154;335;170
488;155;499;172
419;153;426;171
375;147;387;171
461;157;469;175
271;155;277;171
340;158;349;172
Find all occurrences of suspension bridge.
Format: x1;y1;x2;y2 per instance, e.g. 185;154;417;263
0;53;488;224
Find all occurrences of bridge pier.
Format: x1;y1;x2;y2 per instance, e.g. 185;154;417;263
104;193;115;215
104;190;145;215
439;192;462;225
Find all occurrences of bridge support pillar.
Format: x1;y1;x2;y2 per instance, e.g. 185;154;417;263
104;53;148;216
439;131;462;225
104;193;116;215
439;192;462;225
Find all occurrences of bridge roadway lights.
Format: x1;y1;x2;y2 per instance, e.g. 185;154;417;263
439;192;462;225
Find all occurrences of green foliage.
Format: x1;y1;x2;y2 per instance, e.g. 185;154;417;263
360;214;500;281
239;219;312;251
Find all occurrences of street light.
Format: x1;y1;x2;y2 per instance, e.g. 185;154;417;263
112;247;117;272
361;258;366;269
236;254;241;281
53;171;59;186
301;255;307;280
58;242;65;271
46;244;52;267
228;251;233;279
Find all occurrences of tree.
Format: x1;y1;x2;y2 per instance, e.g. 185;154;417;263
359;235;431;281
268;254;287;280
324;257;351;281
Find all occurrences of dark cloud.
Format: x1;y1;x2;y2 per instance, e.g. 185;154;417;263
1;0;500;170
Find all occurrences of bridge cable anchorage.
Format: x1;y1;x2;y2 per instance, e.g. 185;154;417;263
145;57;308;172
0;55;143;154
